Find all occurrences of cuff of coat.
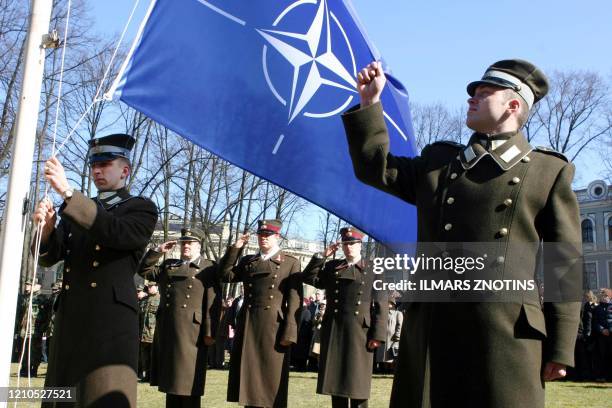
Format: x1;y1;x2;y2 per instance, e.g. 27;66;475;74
203;318;212;338
61;191;98;230
341;101;387;145
281;323;298;344
545;304;581;367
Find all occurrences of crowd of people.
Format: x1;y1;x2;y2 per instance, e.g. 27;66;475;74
571;288;612;382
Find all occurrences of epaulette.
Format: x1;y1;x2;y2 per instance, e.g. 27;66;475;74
283;252;298;261
431;140;464;149
534;146;568;162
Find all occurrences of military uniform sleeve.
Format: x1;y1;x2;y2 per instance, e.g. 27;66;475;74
370;285;388;342
204;267;221;338
301;255;326;288
540;162;582;367
60;192;158;250
217;245;245;283
280;258;303;344
34;220;68;267
137;248;165;280
342;102;426;205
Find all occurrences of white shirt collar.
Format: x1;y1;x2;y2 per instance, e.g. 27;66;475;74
346;255;362;266
261;246;281;261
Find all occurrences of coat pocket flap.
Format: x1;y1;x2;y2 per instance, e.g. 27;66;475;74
113;285;138;312
193;311;202;324
523;303;547;337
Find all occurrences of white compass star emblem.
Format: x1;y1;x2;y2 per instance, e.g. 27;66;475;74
256;0;357;123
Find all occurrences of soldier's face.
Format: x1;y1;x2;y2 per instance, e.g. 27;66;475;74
90;159;130;192
148;285;158;295
258;232;279;252
180;240;200;259
466;85;511;133
342;241;362;259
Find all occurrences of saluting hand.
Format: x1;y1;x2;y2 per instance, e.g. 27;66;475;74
234;233;250;249
157;240;177;253
322;242;340;258
43;157;70;196
357;61;386;107
33;198;56;241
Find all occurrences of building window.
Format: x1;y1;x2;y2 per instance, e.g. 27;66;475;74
581;219;594;243
608;217;612;243
583;262;598;290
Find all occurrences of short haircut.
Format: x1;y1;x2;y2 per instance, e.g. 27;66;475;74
503;89;530;128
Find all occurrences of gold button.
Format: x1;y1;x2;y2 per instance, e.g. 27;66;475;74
182;304;187;308
511;177;520;184
167;284;171;288
354;311;359;315
247;305;252;309
65;268;70;273
334;299;338;303
191;276;195;279
269;295;274;300
446;197;455;205
335;271;339;275
248;294;253;298
358;291;363;295
187;285;192;289
165;303;169;307
248;283;253;287
361;281;365;285
273;274;278;278
334;309;338;313
92;261;99;267
363;271;367;275
335;280;339;284
335;289;339;293
186;294;190;299
498;228;508;237
264;306;270;310
497;256;505;264
356;301;361;305
166;294;170;298
95;245;101;251
90;282;97;288
444;223;453;231
503;198;513;207
68;233;72;238
269;285;275;289
65;285;70;290
450;173;458;180
276;266;280;269
522;156;531;163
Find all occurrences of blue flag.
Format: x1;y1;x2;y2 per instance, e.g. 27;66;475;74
113;0;417;245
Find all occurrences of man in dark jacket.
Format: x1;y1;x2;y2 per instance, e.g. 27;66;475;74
302;227;387;408
218;219;302;408
33;134;158;407
342;60;582;408
138;228;220;408
593;290;612;381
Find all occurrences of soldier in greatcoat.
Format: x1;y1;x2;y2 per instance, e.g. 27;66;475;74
302;227;387;408
33;134;158;407
138;227;220;408
218;219;302;408
342;59;582;408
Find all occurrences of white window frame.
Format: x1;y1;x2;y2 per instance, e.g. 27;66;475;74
605;212;612;250
581;215;596;246
584;261;599;290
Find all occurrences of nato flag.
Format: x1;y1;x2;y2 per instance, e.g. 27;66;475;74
113;0;417;245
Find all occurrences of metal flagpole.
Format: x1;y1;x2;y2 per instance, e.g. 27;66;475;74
0;0;54;397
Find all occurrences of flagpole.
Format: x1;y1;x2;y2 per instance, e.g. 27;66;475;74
0;0;54;396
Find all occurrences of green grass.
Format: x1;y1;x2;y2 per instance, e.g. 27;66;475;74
9;364;611;407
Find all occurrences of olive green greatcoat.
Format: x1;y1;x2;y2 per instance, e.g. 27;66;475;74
36;189;158;408
302;257;388;400
218;246;302;408
342;102;582;408
138;250;220;396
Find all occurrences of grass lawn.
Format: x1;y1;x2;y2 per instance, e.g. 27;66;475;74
9;364;611;407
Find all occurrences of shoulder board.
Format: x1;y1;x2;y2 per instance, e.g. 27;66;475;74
534;146;568;162
283;253;298;261
431;140;464;149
